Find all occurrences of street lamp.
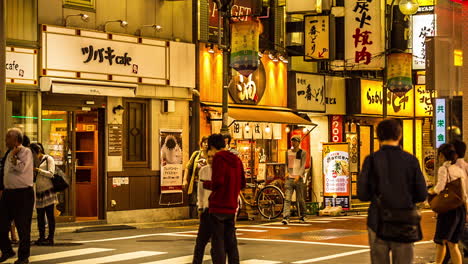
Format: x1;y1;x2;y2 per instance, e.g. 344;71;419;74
399;0;420;15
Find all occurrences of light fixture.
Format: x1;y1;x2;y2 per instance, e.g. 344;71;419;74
265;125;271;133
303;127;308;133
136;24;163;36
258;51;264;58
112;105;125;115
64;13;89;27
285;126;291;133
206;43;215;54
279;55;289;64
268;52;275;60
272;56;279;62
245;123;250;132
103;20;129;32
399;0;419;15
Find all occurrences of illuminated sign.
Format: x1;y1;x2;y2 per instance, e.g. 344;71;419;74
330;115;343;142
304;15;331;60
412;14;435;70
360;80;414;117
322;142;350;210
415;85;436;117
435;98;446;148
454;49;463;66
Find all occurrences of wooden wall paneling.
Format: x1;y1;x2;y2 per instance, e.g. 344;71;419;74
107;177;130;211
129;176;151;209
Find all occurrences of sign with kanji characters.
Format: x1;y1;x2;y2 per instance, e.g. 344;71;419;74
412;14;435;70
330;115;344;142
230;20;261;77
387;53;413;96
415;85;436;117
160;129;184;194
435;98;446;148
304;15;331;60
228;57;266;105
322;142;350;210
288;73;326;112
360;79;414;117
345;0;384;70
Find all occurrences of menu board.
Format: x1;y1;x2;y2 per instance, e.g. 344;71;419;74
322;142;351;210
108;124;123;156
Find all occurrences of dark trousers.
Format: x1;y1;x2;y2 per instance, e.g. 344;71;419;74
37;204;55;239
210;213;239;264
0;187;34;260
192;209;211;264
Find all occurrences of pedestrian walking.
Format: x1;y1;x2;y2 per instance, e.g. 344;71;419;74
428;143;467;264
203;133;246;264
0;128;35;264
358;119;427;264
184;136;208;219
282;135;307;225
30;143;57;246
192;149;214;264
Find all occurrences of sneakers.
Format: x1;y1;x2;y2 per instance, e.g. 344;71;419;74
281;218;289;225
0;251;15;262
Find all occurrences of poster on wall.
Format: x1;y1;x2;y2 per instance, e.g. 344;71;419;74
160;129;184;194
322;142;350;210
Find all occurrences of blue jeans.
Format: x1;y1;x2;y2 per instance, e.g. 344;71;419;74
283;178;306;219
368;227;414;264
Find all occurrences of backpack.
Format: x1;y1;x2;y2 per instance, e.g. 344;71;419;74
46;157;70;192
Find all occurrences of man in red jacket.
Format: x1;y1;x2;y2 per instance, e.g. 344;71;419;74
203;133;246;264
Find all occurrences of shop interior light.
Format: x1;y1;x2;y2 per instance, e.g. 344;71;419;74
399;0;419;15
64;13;89;27
245;123;251;132
265;125;271;133
11;116;63;121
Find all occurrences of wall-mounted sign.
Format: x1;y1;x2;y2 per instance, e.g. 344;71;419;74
228;59;266;105
360;79;414;117
412;14;435;70
387;53;413;96
208;0;256;42
345;0;384;70
330;115;343;143
6;47;37;85
435;98;446;148
288;73;325;112
325;76;346;115
322;142;350;210
81;45;132;66
286;0;332;13
304;15;331;60
108;124;123;156
230;20;261;77
415;85;436;117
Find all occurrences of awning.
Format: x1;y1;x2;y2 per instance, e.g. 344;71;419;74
40;77;137;97
208;106;314;125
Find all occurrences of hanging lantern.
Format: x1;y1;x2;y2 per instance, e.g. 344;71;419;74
386;53;413;97
230;20;261;77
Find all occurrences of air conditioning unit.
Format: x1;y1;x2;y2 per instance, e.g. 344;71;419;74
162;100;175;113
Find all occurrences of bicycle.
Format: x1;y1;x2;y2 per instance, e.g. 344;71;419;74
238;179;285;220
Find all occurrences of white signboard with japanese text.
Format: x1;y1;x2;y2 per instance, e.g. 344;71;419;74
294;73;326;112
286;0;331;13
6;47;37;85
304;15;330;60
435;98;446;148
412;14;435;70
345;0;384;70
160;129;184;194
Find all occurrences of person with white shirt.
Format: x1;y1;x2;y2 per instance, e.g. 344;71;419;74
0;128;35;264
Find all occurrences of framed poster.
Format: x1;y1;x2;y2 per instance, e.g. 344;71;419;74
322;142;351;210
160;129;184;194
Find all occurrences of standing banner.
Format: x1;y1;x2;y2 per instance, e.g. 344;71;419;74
160;129;184;194
230;20;261;77
345;0;384;70
322;142;351;210
387;53;413;97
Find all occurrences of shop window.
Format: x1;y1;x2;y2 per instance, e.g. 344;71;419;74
124;100;149;167
63;0;95;11
6;90;38;142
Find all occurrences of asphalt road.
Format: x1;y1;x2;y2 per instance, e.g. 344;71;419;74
3;210;460;264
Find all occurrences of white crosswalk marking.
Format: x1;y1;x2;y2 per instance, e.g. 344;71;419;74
240;259;282;264
245;225;290;229
306;221;331;223
236;228;268;232
4;248;115;263
140;254;211;264
58;251;166;264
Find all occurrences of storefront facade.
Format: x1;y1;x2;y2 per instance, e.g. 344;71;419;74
40;25;195;223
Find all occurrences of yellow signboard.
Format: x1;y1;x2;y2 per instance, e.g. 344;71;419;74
361;80;414;117
415;85;436;117
419;0;434;6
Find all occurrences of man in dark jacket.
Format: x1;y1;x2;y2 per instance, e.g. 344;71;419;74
203;133;246;264
358;119;427;264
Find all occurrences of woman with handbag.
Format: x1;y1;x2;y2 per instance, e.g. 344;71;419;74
429;144;468;264
30;143;57;246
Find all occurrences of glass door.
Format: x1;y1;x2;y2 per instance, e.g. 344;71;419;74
41;110;76;222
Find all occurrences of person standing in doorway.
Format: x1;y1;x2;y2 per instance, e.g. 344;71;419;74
0;128;35;264
282;135;307;225
358;119;427;264
203;133;246;264
30;143;57;246
184;136;209;219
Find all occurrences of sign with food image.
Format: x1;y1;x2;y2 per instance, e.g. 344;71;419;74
322;143;351;198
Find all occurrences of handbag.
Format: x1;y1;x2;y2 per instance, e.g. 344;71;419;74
372;153;423;243
46;158;70;192
428;166;463;214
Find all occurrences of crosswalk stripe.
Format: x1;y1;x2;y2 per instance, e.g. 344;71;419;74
245;225;290;229
240;259;282;264
236;228;268;232
140;254;211;264
306;221;331;223
58;251;166;264
291;249;370;263
4;248;115;263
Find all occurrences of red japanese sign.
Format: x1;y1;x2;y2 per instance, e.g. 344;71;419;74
208;0;256;40
330;115;343;143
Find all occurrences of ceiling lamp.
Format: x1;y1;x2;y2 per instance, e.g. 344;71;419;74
399;0;419;15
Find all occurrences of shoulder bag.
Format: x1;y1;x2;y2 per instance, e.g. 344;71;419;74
372;153;422;243
428;166;463;214
46;158;70;192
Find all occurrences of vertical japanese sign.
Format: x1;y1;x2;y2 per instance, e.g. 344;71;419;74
434;98;446;148
160;129;184;193
208;0;254;42
412;14;435;70
330;115;344;142
230;20;261;77
345;0;384;70
415;85;436;117
304;15;330;60
387;53;413;97
322;143;350;210
293;73;326;112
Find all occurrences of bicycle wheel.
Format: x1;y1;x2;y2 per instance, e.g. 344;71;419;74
256;185;284;220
